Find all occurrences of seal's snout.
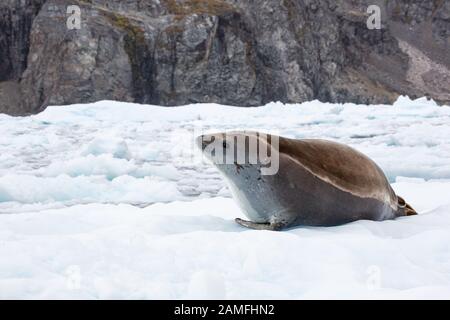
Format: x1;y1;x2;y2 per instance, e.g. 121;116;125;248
196;135;214;152
197;134;226;152
195;135;205;151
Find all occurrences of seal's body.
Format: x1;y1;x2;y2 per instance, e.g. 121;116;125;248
198;131;417;231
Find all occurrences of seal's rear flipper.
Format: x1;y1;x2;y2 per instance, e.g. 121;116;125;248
235;218;285;231
404;203;418;216
397;196;418;216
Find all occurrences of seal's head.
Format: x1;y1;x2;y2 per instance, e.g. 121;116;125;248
196;131;281;223
196;131;279;177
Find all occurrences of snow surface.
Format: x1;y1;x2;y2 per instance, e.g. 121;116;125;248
0;96;449;299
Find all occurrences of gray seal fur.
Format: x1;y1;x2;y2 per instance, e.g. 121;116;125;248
197;131;417;230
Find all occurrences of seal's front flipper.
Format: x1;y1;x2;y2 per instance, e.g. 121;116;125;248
235;218;285;231
397;196;418;216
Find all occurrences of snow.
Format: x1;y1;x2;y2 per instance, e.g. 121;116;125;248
0;96;449;299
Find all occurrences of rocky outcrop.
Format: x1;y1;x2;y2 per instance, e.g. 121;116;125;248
0;0;46;82
0;0;46;114
0;0;449;115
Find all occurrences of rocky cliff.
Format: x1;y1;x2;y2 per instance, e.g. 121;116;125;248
0;0;449;115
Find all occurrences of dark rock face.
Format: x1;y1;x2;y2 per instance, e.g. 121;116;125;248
0;0;46;82
0;0;46;114
0;0;449;115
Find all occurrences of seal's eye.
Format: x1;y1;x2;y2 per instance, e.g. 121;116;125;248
222;141;228;149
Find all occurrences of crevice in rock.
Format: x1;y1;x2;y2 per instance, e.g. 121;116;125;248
0;0;47;82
